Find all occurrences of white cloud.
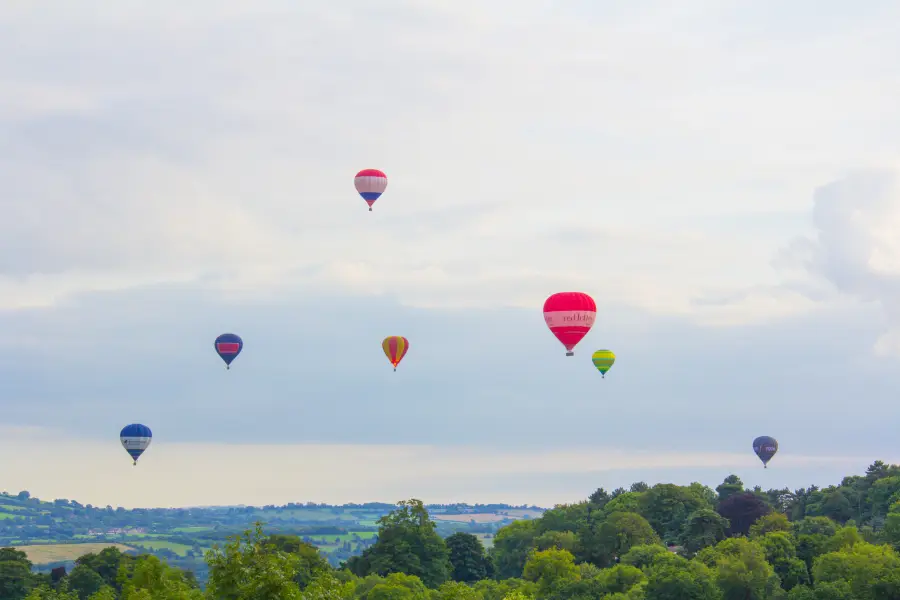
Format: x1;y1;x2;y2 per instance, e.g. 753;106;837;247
777;169;900;356
1;1;899;327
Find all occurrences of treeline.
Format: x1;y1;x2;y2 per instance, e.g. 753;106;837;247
4;461;900;599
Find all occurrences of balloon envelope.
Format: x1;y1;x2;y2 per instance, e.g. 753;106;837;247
355;169;388;211
591;349;616;377
543;292;596;355
753;436;778;467
382;336;409;371
214;333;243;368
120;423;152;465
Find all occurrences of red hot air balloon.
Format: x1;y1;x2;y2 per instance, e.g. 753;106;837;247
543;292;596;356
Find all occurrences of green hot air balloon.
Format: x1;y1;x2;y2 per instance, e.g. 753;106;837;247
591;350;616;378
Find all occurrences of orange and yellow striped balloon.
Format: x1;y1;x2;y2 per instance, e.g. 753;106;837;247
382;336;410;371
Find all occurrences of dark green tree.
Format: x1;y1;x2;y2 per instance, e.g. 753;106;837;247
0;548;33;600
346;499;450;587
446;532;488;583
64;564;104;600
716;492;771;536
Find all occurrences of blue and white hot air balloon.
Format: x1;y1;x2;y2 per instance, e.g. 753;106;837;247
120;423;152;466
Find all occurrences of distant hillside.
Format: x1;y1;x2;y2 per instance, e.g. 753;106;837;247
0;489;546;580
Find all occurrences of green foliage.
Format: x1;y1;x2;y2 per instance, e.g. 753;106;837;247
346;500;451;588
490;521;537;579
445;533;488;583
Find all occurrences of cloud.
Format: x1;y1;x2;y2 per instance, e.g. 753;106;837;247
777;169;900;356
1;1;898;327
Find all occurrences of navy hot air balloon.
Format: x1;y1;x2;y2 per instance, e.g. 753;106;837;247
753;436;778;468
214;333;243;370
120;423;152;466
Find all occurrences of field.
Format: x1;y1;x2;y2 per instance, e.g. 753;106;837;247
15;543;134;564
128;540;198;556
431;513;513;523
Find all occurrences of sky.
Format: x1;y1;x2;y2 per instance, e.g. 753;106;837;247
1;0;900;509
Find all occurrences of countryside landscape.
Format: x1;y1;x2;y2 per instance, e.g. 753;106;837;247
3;461;900;598
0;491;543;583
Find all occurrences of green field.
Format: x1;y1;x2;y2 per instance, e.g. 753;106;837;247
128;540;198;556
15;543;135;564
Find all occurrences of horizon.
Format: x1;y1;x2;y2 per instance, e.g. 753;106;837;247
2;2;900;509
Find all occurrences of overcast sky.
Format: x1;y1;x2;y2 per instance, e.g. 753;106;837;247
1;1;900;509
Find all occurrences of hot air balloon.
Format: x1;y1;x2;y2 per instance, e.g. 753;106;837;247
355;169;388;211
214;333;243;370
382;336;409;371
120;423;152;466
753;436;778;468
543;292;596;356
591;350;616;378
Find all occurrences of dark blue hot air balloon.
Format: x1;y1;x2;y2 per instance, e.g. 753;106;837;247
753;436;778;468
120;423;152;466
214;333;243;370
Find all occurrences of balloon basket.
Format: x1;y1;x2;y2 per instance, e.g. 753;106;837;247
565;351;574;357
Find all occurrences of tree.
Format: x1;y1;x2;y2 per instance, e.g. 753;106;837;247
644;556;721;600
0;548;33;600
620;544;670;570
715;476;744;503
66;564;105;599
118;555;202;599
364;573;429;600
748;513;791;538
588;489;610;508
757;532;809;591
432;581;480;600
490;520;538;579
205;522;303;600
639;484;713;543
811;540;900;599
74;548;126;591
446;533;488;583
602;493;642;517
584;512;660;568
267;534;331;588
716;493;771;536
533;531;577;554
521;548;579;597
680;509;729;554
697;538;779;600
346;499;450;587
